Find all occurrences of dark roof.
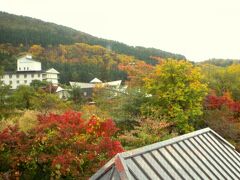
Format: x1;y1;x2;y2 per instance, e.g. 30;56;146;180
91;128;240;180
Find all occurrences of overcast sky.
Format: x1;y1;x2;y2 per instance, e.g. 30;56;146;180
1;0;240;61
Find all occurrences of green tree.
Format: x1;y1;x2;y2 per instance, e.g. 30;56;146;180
70;86;86;105
30;80;48;90
143;59;208;133
201;63;240;100
0;69;12;119
12;85;36;109
31;90;70;114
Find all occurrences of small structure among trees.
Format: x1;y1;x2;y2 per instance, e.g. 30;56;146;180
70;78;124;97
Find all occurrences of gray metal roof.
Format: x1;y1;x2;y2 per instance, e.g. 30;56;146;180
90;128;240;180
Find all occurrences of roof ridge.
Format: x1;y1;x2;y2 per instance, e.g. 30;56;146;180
115;154;131;179
121;127;214;158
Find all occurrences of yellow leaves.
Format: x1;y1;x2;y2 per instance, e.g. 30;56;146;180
29;44;44;57
200;62;240;99
142;59;209;133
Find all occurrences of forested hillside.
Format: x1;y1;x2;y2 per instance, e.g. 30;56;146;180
0;43;136;83
200;58;240;67
0;11;185;64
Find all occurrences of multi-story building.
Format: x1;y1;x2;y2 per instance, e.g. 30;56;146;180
1;55;60;89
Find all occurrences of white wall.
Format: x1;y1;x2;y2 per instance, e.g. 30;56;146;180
42;73;59;85
1;73;43;89
17;57;42;72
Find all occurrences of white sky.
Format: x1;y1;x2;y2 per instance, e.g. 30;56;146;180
1;0;240;61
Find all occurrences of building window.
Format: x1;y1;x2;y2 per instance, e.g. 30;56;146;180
16;74;19;78
19;67;21;70
38;74;41;78
9;74;12;79
24;74;27;78
17;80;19;84
9;80;12;85
24;67;26;70
24;80;27;84
31;74;34;78
27;67;29;70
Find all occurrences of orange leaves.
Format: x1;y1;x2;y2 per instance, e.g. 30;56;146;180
118;61;154;87
28;44;44;57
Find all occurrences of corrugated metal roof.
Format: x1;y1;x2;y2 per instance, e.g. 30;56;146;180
91;128;240;180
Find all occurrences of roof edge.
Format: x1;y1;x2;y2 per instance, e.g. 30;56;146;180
121;127;213;158
209;129;235;149
90;155;116;180
17;55;41;63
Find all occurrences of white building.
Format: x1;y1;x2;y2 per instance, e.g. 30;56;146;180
1;55;60;89
43;68;60;86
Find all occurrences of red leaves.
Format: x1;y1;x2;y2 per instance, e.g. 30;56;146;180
205;92;240;124
99;137;124;157
206;92;240;113
0;111;124;178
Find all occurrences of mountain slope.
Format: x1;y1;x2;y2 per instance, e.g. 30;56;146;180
0;11;186;64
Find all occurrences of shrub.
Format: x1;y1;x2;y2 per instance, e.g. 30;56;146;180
119;118;177;150
0;111;124;179
204;92;240;151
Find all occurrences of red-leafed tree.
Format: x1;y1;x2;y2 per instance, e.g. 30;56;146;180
0;111;124;179
204;92;240;151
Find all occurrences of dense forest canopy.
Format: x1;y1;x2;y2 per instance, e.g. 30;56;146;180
0;11;185;65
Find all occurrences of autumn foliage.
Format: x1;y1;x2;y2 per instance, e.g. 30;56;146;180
205;92;240;113
0;111;124;179
204;92;240;150
118;61;154;87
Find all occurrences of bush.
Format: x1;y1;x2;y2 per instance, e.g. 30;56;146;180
0;111;124;179
119;118;177;150
203;92;240;151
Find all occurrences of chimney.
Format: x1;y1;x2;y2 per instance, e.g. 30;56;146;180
26;55;32;59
